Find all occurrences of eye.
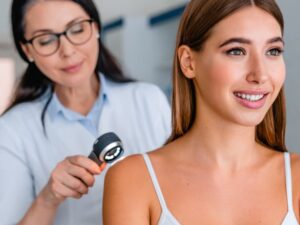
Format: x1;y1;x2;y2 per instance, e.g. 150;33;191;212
267;48;284;56
35;34;57;46
225;48;246;56
69;23;84;35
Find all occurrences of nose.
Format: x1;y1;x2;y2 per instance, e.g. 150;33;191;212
58;35;75;58
246;53;268;84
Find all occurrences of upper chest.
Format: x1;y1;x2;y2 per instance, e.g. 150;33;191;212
149;158;300;225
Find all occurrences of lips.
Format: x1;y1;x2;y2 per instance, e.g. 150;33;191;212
234;91;269;109
61;61;83;73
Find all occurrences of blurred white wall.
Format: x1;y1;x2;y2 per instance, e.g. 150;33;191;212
104;15;179;96
96;0;187;22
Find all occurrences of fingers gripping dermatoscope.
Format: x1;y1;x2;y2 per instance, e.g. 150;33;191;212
88;132;124;166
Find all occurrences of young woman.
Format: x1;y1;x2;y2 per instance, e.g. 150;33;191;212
0;0;170;225
103;0;300;224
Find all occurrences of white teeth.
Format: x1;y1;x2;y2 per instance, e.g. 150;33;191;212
235;93;264;102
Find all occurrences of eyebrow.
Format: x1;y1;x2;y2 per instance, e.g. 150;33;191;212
219;37;285;48
31;17;86;36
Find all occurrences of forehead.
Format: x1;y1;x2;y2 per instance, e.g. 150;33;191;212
208;6;282;44
24;1;89;33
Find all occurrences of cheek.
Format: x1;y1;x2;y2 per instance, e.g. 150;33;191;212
270;60;286;89
278;62;286;85
34;57;58;80
198;59;242;93
81;39;99;67
91;43;99;65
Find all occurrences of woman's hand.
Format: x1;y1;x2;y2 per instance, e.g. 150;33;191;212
39;155;106;208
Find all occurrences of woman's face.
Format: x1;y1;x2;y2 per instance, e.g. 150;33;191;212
189;6;285;127
21;1;99;89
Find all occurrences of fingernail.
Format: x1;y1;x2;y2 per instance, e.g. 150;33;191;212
100;163;107;171
96;166;102;173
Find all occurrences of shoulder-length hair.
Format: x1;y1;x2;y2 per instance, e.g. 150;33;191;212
168;0;286;152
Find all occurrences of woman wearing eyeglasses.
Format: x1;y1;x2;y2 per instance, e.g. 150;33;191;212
0;1;171;225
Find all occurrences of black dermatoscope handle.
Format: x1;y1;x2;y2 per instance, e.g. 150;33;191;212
88;132;124;166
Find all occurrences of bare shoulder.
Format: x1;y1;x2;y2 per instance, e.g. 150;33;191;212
289;152;300;218
104;154;150;194
290;152;300;170
105;154;147;181
290;152;300;179
104;154;148;193
103;154;152;225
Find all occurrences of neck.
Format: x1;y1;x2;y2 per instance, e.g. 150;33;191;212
180;107;264;172
54;74;100;115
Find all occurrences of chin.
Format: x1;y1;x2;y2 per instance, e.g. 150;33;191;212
65;74;90;87
234;114;266;127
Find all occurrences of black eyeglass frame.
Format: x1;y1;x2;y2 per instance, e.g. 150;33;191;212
22;19;95;56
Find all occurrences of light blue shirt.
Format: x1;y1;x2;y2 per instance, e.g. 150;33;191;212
0;74;171;225
48;74;108;137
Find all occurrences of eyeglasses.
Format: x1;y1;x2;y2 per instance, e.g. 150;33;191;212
23;19;95;56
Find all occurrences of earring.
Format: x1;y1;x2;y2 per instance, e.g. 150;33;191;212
28;58;34;63
96;33;100;39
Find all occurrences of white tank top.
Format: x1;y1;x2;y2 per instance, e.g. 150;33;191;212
142;152;298;225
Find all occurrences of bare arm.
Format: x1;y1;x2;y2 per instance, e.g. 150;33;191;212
18;156;106;225
103;155;151;225
290;153;300;221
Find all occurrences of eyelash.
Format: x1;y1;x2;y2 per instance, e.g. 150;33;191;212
267;48;284;56
225;48;245;56
225;47;284;56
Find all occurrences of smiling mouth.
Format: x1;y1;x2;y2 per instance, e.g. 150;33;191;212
62;61;83;73
234;92;267;102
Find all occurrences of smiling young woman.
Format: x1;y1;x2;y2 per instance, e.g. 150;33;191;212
103;1;300;225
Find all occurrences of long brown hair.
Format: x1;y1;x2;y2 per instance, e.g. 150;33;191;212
168;0;287;152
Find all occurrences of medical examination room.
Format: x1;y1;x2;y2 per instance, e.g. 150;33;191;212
1;0;300;225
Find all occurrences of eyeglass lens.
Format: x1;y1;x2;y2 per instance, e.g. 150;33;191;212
31;20;93;56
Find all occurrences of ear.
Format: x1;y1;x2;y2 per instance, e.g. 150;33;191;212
177;45;196;79
93;22;100;39
21;43;34;62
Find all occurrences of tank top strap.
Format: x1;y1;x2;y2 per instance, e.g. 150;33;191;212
142;153;168;209
284;152;294;211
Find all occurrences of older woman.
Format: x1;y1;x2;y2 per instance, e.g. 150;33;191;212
0;1;171;225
